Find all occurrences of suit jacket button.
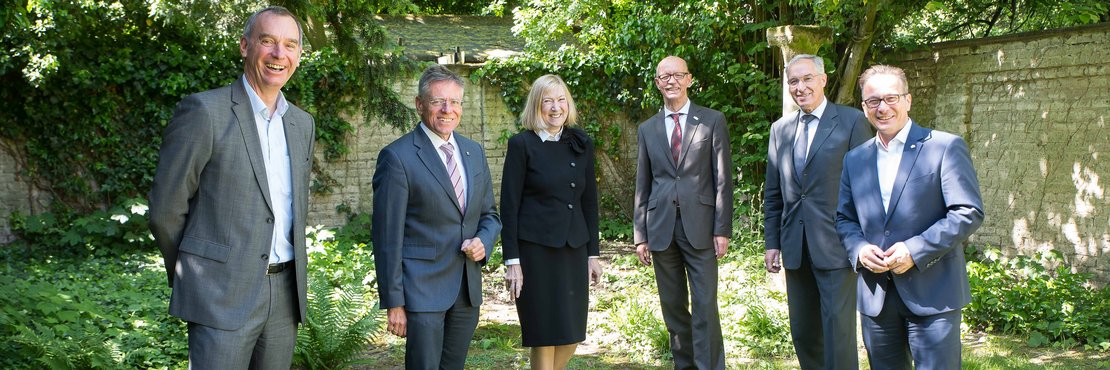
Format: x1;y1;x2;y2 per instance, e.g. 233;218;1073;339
567;204;574;209
570;162;576;167
800;194;806;199
884;230;891;236
798;220;804;224
266;217;274;224
260;254;268;260
570;182;576;188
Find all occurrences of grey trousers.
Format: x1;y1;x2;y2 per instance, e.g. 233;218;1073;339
187;268;298;370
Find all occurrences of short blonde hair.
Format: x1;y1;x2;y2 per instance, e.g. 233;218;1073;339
520;74;578;131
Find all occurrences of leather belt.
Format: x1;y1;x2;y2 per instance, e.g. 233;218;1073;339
267;261;294;275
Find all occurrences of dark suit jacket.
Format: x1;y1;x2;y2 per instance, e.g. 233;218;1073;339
836;123;984;317
500;128;599;258
149;79;315;330
372;126;502;313
764;103;871;270
633;103;733;250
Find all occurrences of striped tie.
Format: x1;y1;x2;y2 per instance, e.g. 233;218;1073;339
440;142;465;213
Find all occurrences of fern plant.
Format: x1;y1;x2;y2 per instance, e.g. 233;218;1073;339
293;273;383;370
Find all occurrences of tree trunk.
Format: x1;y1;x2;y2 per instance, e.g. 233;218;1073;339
834;0;885;105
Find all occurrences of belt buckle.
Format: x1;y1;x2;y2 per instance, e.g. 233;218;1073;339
267;261;291;275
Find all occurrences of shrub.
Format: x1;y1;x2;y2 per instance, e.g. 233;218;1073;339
965;246;1110;351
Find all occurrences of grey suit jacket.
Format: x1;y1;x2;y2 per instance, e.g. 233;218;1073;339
372;126;502;313
764;103;871;270
149;79;315;330
633;103;733;250
836;123;984;317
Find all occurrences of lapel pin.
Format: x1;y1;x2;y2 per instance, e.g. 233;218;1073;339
466;151;471;156
910;144;916;149
693;116;700;121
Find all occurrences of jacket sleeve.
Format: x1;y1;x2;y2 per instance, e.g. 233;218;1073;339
632;125;651;246
905;137;985;271
499;136;526;261
711;114;734;238
149;94;213;287
584;137;601;257
762;121;783;250
372;147;409;309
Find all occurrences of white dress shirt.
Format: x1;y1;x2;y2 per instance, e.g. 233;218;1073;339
877;120;914;212
419;122;468;202
794;98;828;156
242;76;294;264
664;100;692;145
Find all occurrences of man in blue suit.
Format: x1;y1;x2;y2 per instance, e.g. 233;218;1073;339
372;65;502;370
836;64;984;370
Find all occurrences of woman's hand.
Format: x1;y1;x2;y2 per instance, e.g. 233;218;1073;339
588;258;604;285
504;264;523;301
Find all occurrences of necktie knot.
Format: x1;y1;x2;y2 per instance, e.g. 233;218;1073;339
802;114;816;124
440;142;454;155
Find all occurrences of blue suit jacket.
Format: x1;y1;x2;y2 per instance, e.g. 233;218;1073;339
372;126;502;313
836;123;984;317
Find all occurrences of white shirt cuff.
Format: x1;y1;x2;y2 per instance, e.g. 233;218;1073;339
505;258;520;265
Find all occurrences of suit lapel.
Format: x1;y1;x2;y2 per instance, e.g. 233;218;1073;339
678;105;702;167
883;124;930;226
648;111;675;171
807;105;839;163
413;127;464;214
284;111;307;208
231;81;274;214
784;111;802;186
459;138;482;217
857;140;885;223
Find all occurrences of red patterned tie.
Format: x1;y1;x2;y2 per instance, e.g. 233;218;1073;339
670;113;682;163
440;142;465;213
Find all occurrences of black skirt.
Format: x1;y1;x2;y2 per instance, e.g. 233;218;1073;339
515;240;589;347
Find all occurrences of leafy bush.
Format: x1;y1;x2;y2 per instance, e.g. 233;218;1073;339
965;246;1110;351
0;248;187;369
11;198;153;256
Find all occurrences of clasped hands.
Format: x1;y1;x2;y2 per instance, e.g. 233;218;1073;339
858;242;915;275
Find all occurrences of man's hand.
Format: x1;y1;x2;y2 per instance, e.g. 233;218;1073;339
714;236;729;259
588;258;604;285
387;307;407;337
635;243;652;266
858;244;891;273
764;249;782;273
460;238;486;262
504;264;523;301
883;242;916;274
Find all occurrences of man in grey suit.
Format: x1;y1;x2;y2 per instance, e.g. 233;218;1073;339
836;65;984;369
149;6;313;369
372;65;502;370
634;55;733;370
763;54;871;370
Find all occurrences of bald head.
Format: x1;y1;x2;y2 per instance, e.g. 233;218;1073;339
654;56;692;110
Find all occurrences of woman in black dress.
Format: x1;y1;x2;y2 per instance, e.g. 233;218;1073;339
501;74;603;370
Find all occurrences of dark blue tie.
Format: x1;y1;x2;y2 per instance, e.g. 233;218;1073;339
794;114;816;179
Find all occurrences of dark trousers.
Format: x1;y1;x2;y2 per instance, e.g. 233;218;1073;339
404;275;480;370
861;282;962;370
784;237;858;370
652;211;725;370
187;268;298;370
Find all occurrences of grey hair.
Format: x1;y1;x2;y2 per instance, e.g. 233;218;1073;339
242;6;304;45
786;54;825;74
418;65;466;100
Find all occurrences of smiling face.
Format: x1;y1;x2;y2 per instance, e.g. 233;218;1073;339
654;56;692;109
786;59;828;113
540;86;569;131
861;73;912;144
415;80;464;141
240;11;301;99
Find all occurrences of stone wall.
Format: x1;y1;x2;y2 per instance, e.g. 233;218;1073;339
307;65;519;228
891;23;1110;284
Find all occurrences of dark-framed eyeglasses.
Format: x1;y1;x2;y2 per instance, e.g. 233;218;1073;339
863;93;909;109
655;72;690;82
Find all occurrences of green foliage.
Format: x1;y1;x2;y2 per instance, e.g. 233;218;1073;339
0;248;187;369
965;246;1110;351
476;0;783;193
731;182;766;271
0;0;418;214
10;198;153;255
294;272;382;369
893;0;1109;45
598;217;633;243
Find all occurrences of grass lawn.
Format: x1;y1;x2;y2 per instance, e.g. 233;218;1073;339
355;241;1109;369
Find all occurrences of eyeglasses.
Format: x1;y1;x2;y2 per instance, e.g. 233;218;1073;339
787;74;818;87
863;93;909;108
426;98;463;108
655;72;690;82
